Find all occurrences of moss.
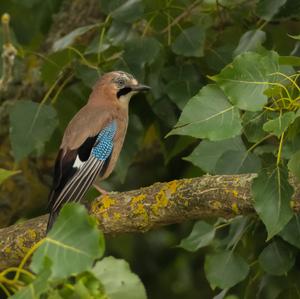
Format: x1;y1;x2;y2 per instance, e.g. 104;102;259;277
232;202;239;214
4;247;11;254
15;237;29;253
27;229;37;240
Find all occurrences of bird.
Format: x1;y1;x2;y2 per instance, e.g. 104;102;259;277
47;71;150;231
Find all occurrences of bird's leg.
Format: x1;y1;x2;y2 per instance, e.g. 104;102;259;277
93;183;108;195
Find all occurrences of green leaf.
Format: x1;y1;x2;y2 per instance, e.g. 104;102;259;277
288;150;300;180
279;215;300;249
256;0;287;20
258;240;295;275
0;168;20;185
178;221;215;252
215;150;261;174
101;0;144;23
168;84;242;140
242;111;268;143
74;64;101;88
152;97;178;128
107;21;131;46
288;34;300;40
165;80;199;110
171;25;206;57
41;49;75;84
279;56;300;66
211;51;279;111
263;112;296;137
234;30;266;56
11;261;51;299
53;24;98;51
31;203;105;279
92;256;147;299
204;251;249;289
9;100;58;162
123;36;161;78
184;136;245;173
124;37;161;66
112;0;143;22
252;167;293;240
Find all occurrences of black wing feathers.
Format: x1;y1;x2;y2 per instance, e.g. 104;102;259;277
47;133;112;232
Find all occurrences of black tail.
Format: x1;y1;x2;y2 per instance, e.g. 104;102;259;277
46;210;59;233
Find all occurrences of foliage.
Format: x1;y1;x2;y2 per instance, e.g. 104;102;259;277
0;0;300;298
0;203;146;298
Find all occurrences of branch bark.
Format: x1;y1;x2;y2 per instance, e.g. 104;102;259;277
1;174;300;270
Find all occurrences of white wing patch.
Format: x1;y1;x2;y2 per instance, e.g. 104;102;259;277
73;155;85;169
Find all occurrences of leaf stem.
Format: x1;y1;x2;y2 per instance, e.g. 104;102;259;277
12;238;45;282
277;132;285;166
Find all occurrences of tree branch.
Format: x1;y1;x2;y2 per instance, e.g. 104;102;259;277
1;174;300;270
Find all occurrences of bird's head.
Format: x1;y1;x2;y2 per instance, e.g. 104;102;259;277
91;71;150;106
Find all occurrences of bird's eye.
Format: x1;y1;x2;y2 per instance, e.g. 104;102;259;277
116;78;126;88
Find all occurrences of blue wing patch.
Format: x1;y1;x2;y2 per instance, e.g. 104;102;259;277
91;121;117;160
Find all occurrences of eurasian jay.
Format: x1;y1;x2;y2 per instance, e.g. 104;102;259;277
47;71;150;231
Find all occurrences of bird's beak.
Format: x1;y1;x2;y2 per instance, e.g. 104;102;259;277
130;84;151;92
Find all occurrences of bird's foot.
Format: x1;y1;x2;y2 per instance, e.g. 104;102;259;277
93;183;108;195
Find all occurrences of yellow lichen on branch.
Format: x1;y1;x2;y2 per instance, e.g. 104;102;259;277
2;173;300;270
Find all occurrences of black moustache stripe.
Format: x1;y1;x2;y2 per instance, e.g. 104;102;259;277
117;87;132;98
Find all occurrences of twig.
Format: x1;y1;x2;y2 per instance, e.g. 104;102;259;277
161;0;203;34
0;13;17;92
1;173;300;269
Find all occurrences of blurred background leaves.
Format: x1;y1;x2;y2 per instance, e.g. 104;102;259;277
0;0;300;298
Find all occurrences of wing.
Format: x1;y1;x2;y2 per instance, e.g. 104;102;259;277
47;121;117;231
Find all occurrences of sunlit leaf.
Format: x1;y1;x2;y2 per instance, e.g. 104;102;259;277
211;51;279;111
168;84;242;140
288;34;300;40
205;251;249;289
11;261;51;299
171;25;206;57
31;203;105;279
178;221;215;252
252;167;293;239
0;168;20;185
9;100;58;162
53;25;98;51
92;256;147;299
259;240;295;275
234;30;266;56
